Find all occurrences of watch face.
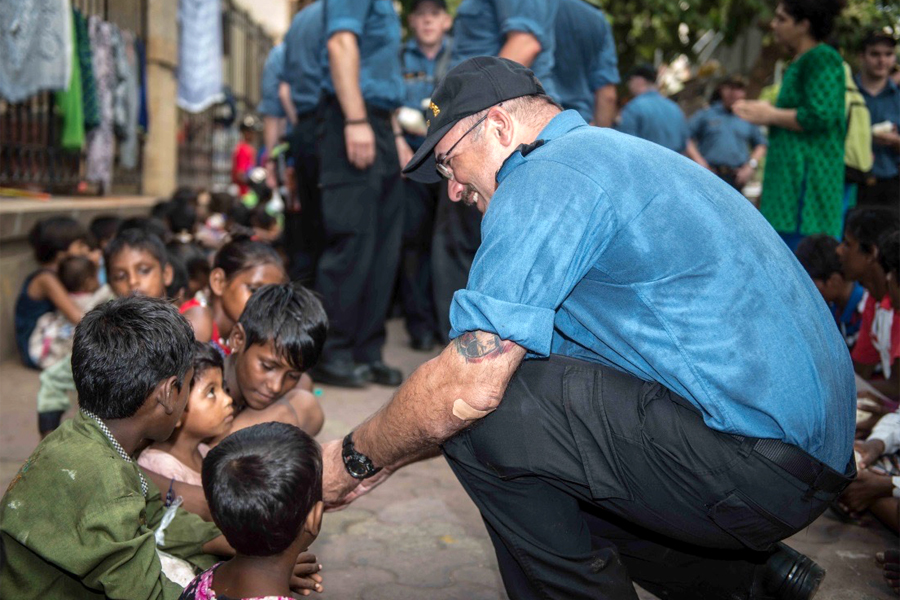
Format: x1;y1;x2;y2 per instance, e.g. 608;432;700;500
345;457;369;478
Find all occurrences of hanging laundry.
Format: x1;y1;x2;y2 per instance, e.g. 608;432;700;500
74;8;100;131
0;0;72;102
55;7;85;150
114;29;141;169
85;17;116;191
177;0;224;113
135;37;149;134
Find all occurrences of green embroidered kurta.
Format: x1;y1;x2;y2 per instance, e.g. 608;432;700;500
761;44;845;238
0;411;220;599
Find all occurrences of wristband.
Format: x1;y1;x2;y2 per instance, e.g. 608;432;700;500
345;117;368;126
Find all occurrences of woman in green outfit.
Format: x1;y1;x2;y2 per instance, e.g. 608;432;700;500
734;0;846;249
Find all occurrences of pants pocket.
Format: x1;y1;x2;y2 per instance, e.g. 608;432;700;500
708;490;796;551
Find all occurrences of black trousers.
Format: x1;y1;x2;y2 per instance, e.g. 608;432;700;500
431;186;482;343
442;356;854;600
314;97;404;365
285;112;323;287
399;178;439;341
856;175;900;209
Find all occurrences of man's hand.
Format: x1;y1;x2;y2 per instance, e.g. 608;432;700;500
735;164;755;187
290;551;323;596
345;122;376;170
854;438;886;470
732;100;773;126
321;438;393;511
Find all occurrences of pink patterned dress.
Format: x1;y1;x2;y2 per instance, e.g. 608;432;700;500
178;563;292;600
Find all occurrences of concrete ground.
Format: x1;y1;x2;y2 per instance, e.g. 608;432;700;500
0;319;896;599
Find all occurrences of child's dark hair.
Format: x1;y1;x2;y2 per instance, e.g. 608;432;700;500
779;0;845;41
58;256;98;293
238;283;327;372
104;228;169;269
191;341;224;388
213;236;283;280
167;201;198;234
117;216;170;241
167;254;189;299
28;217;88;264
877;230;899;278
73;296;195;419
843;207;900;255
89;216;123;247
167;241;211;285
795;234;842;281
203;422;322;556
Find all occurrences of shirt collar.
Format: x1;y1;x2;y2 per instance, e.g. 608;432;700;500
405;37;448;59
854;72;900;98
496;110;588;184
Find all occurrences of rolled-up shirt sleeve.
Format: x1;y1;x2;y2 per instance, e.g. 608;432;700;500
325;0;370;38
588;14;619;89
450;157;616;356
497;0;552;47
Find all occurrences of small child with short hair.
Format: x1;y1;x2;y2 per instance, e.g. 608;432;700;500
179;422;324;599
795;234;866;348
139;342;235;485
1;296;230;599
15;217;93;369
36;228;173;436
28;256;114;369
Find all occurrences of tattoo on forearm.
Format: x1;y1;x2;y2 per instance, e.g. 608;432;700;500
454;332;507;363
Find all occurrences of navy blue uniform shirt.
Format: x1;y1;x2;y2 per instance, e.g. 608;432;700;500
320;0;403;110
452;0;559;99
281;1;325;116
257;44;286;117
552;0;619;122
855;74;900;179
402;37;451;150
616;90;689;153
450;110;854;472
688;102;767;168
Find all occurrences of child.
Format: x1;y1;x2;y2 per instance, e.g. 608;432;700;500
28;256;114;369
838;208;900;400
139;342;235;485
0;296;231;599
219;282;326;439
89;215;122;286
167;240;212;300
795;234;866;348
180;237;287;357
180;422;324;599
15;217;92;369
35;228;173;436
232;115;260;197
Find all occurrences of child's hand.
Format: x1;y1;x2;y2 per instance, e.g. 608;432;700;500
854;439;886;470
857;391;892;417
290;551;323;596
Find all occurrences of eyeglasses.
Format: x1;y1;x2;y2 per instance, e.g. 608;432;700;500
435;109;493;181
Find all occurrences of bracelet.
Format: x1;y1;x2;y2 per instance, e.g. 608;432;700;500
345;117;368;126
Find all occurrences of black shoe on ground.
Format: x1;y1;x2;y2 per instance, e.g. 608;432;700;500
361;361;403;386
310;361;369;388
761;543;825;600
410;333;436;352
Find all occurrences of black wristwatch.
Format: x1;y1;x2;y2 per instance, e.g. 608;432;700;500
342;432;382;479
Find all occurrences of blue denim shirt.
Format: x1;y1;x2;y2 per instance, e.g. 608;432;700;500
688;102;767;168
452;0;558;99
402;38;451;150
855;74;900;179
450;110;855;472
552;0;619;123
281;1;325;116
320;0;403;110
616;90;689;153
257;44;286;117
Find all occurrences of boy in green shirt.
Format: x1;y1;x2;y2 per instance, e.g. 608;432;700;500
1;296;228;599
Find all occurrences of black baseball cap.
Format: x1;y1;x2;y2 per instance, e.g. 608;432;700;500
410;0;447;11
402;56;545;184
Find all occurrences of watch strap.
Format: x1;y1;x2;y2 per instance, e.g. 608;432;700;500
342;432;382;479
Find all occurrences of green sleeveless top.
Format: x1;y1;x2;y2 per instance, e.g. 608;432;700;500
761;44;846;238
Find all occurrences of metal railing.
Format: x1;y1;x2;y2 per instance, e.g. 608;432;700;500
176;0;274;192
0;0;148;195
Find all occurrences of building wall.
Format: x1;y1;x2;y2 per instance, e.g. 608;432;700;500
233;0;293;41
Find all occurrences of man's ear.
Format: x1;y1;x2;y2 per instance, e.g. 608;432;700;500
156;376;182;414
210;267;226;297
305;500;324;538
490;106;515;148
163;264;174;287
230;323;246;354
